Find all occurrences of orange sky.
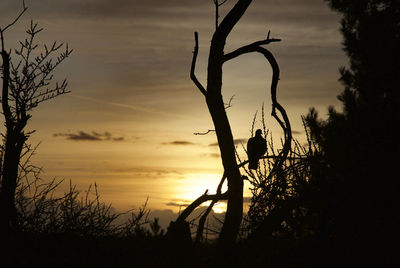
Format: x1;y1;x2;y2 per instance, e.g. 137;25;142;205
1;0;345;214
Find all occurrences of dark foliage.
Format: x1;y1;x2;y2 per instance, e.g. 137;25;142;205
244;0;399;265
305;0;399;257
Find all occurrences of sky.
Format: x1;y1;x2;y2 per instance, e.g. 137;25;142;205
1;0;345;218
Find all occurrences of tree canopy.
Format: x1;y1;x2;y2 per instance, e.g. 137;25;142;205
304;0;399;261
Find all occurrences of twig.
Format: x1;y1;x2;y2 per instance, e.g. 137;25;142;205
224;94;235;109
213;0;228;29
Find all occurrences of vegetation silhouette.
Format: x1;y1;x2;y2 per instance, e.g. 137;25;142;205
1;0;399;267
244;0;399;266
302;0;399;264
0;0;71;234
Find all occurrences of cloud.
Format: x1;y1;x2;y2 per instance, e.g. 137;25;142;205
165;202;189;208
209;138;247;147
200;153;220;158
161;140;198;146
4;0;337;28
53;131;125;142
1;0;209;21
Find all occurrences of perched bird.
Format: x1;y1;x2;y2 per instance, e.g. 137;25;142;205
247;129;267;170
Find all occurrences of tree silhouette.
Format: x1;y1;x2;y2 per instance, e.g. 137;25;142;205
0;1;72;232
168;0;292;248
303;0;399;261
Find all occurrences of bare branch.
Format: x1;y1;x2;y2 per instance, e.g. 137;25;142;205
0;0;28;50
224;94;235;109
190;32;207;96
223;32;281;62
195;198;217;242
175;191;228;223
213;0;229;29
216;172;226;194
250;110;258;137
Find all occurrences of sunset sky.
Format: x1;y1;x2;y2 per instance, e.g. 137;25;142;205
1;0;345;216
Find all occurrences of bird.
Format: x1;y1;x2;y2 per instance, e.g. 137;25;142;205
247;129;267;170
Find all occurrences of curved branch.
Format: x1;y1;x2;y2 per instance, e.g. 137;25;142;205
190;32;207;96
223;42;292;178
223;33;281;62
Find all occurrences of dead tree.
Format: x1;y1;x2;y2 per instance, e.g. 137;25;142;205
0;1;72;231
169;0;292;248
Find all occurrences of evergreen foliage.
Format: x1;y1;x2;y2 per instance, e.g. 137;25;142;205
303;0;399;260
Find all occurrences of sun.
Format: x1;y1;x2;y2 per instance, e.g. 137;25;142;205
210;202;227;214
172;172;228;213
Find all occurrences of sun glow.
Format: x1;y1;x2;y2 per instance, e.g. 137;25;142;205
172;173;228;213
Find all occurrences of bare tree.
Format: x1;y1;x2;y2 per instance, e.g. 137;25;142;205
169;0;292;248
0;1;72;231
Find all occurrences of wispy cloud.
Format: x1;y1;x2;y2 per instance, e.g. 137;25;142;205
54;131;125;142
161;140;198;146
70;94;189;120
209;138;247;147
200;153;220;158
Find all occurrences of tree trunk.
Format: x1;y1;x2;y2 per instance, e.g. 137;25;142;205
206;94;243;247
205;0;252;247
0;133;25;230
175;0;272;248
0;50;26;231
